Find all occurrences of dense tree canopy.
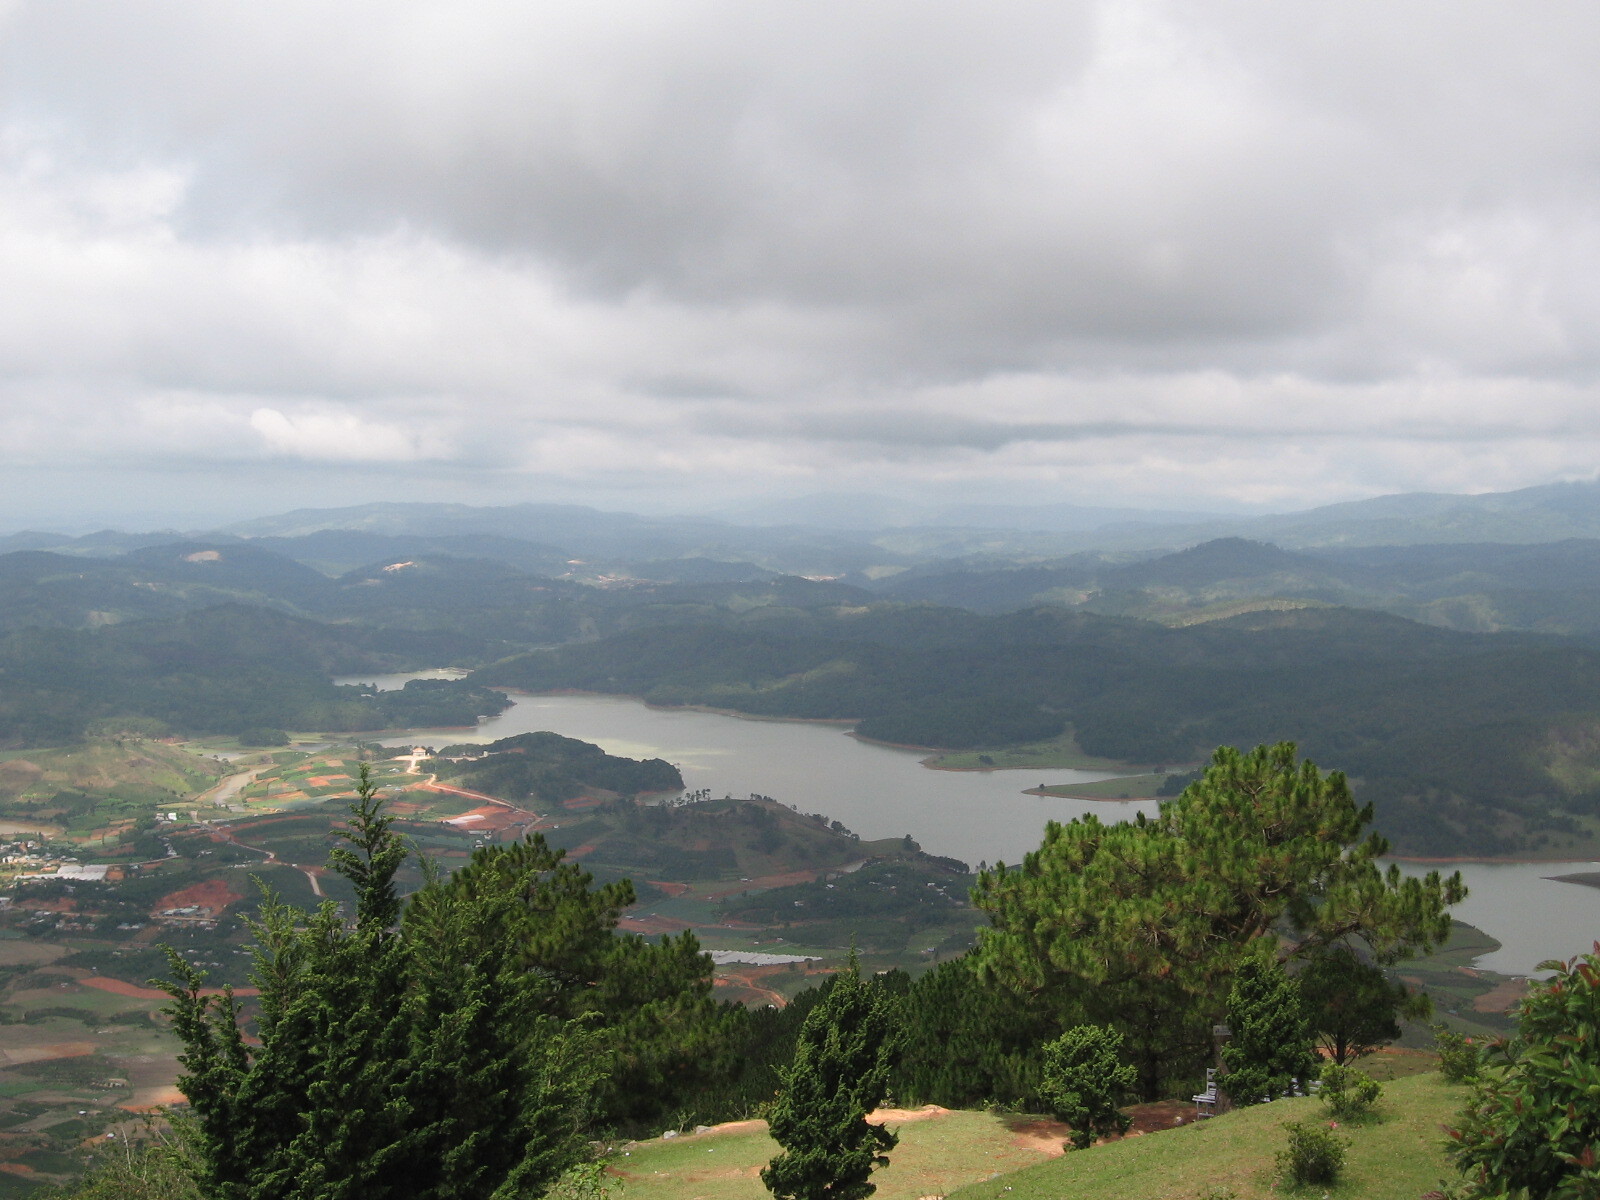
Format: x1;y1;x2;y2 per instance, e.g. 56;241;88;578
160;766;734;1198
972;743;1464;1097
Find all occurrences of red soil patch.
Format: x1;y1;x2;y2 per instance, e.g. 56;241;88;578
0;1042;95;1066
0;1164;38;1178
436;800;536;837
647;880;692;897
870;1105;951;1124
1002;1099;1191;1157
121;1085;186;1112
713;971;788;1007
153;878;245;919
1474;977;1530;1013
562;795;605;810
304;775;351;788
564;844;597;859
1125;1099;1194;1135
24;899;77;913
82;977;260;1001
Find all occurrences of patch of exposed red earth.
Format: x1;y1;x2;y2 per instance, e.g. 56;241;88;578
23;899;77;913
561;795;605;810
646;880;692;897
153;878;245;919
1003;1100;1194;1157
81;977;259;1000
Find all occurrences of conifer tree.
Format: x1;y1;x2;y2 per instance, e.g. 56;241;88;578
973;743;1465;1098
1220;947;1319;1106
762;958;902;1200
1297;943;1429;1065
158;764;604;1200
1038;1025;1136;1149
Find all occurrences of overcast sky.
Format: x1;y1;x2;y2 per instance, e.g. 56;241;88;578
1;1;1598;529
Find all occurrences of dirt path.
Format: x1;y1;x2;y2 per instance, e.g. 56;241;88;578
712;969;787;1007
196;765;268;807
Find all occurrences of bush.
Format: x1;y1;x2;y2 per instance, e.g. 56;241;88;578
1433;1024;1481;1083
1037;1024;1136;1150
1444;948;1600;1199
1277;1119;1349;1187
1317;1062;1382;1120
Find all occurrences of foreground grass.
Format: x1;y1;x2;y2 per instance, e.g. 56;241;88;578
615;1074;1466;1200
612;1108;1062;1200
951;1072;1465;1200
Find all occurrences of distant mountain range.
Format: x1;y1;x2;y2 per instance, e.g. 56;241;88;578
10;479;1600;571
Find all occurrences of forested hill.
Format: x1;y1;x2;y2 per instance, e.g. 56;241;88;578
430;731;683;802
0;605;508;745
478;604;1600;855
875;536;1600;637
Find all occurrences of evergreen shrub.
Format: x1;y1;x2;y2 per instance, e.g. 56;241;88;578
1277;1119;1349;1186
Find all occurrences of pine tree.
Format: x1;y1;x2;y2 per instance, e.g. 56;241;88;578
973;742;1465;1098
1220;947;1319;1106
1298;943;1429;1065
762;959;902;1200
158;764;604;1200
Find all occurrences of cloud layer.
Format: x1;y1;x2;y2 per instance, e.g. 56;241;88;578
1;1;1598;525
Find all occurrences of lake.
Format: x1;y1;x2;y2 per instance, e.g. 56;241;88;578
347;674;1600;975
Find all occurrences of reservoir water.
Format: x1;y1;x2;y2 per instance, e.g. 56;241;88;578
349;675;1600;975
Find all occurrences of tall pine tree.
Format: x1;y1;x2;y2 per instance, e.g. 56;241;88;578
973;743;1464;1097
159;764;604;1200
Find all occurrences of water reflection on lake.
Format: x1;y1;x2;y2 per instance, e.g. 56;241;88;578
346;675;1600;975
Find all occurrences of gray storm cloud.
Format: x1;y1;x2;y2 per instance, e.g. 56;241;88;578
0;0;1597;524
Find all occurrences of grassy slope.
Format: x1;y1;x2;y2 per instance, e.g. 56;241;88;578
951;1073;1465;1200
612;1109;1068;1200
614;1073;1467;1200
0;739;224;806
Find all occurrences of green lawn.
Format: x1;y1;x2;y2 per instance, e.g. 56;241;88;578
612;1108;1068;1200
614;1073;1468;1200
951;1073;1466;1200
